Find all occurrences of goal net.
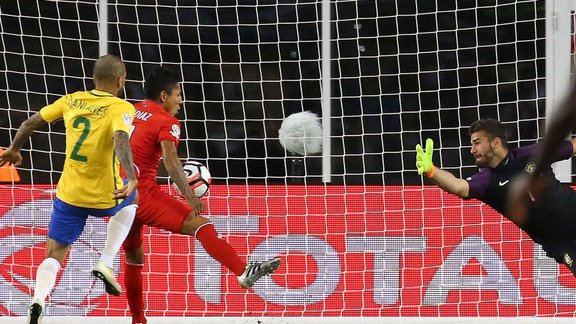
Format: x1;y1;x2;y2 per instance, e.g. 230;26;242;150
1;0;574;319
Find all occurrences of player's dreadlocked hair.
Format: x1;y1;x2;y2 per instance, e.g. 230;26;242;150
469;119;509;149
144;66;180;100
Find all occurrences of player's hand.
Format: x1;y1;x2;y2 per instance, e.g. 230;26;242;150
113;179;138;200
187;196;205;215
0;147;22;167
416;138;434;177
506;174;545;227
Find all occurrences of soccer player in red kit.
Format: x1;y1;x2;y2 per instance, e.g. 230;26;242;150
123;67;281;324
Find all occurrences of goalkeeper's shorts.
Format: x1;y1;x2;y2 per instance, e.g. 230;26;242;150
123;186;192;251
48;189;137;245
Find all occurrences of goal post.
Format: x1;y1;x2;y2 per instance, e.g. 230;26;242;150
3;0;576;320
321;0;332;183
99;0;109;56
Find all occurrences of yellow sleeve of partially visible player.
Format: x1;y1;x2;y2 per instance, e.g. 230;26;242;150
111;100;135;134
39;95;68;123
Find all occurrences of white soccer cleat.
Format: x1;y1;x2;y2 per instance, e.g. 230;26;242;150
92;260;122;296
28;299;44;324
238;257;281;289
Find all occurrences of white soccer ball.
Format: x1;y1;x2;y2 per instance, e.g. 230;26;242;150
172;160;212;198
278;111;323;155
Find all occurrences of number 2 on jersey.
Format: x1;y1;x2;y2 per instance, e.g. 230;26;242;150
70;116;91;162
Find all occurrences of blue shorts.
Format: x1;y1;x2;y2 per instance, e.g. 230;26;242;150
48;189;137;245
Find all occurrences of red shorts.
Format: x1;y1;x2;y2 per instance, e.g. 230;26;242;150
123;187;192;251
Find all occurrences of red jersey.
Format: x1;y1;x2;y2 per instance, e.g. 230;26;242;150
130;100;181;190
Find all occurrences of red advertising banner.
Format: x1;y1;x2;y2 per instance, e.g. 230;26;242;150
0;185;575;317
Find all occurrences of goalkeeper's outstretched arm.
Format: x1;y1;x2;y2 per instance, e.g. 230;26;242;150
416;138;470;199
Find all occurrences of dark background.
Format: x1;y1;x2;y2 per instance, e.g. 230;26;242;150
0;0;546;185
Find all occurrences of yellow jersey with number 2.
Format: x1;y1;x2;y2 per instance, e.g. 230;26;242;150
39;89;135;209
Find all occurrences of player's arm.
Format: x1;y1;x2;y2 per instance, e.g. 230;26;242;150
416;138;470;199
160;140;204;214
507;87;576;224
533;88;576;174
113;130;138;199
0;112;47;167
571;137;576;155
428;168;470;198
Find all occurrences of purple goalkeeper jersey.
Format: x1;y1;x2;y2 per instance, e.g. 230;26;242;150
466;141;576;242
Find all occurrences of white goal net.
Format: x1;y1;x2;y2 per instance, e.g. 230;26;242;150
1;0;574;320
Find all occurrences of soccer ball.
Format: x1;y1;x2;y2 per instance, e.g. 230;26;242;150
278;111;323;155
172;160;212;198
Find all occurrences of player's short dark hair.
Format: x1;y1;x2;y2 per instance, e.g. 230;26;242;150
144;66;180;100
469;119;509;149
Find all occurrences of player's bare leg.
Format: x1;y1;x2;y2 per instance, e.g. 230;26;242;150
29;239;71;324
181;212;281;288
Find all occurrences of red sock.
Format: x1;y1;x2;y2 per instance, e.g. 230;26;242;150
124;262;147;324
195;223;246;276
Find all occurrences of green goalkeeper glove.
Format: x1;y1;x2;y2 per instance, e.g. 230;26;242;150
416;138;435;178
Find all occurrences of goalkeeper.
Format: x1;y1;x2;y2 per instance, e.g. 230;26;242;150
417;118;576;275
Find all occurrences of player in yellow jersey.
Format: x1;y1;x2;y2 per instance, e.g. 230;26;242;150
0;55;139;324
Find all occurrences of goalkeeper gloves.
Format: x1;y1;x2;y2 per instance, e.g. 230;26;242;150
416;138;435;178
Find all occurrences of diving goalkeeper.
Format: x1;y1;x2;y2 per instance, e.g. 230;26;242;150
417;118;576;275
